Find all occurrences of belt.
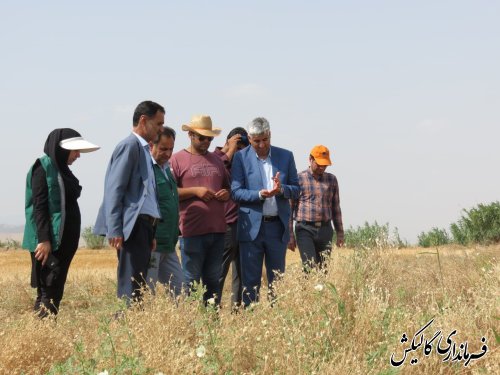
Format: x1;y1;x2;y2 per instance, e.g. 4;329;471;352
138;214;160;227
299;220;330;228
262;215;279;222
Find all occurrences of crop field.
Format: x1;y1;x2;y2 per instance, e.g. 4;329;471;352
0;245;498;374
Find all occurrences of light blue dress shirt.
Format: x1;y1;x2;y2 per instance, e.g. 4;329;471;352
256;150;278;216
133;133;161;219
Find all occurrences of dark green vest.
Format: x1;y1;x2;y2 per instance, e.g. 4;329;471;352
154;164;179;252
22;155;65;252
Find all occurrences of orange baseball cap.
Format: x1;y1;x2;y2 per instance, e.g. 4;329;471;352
310;145;332;166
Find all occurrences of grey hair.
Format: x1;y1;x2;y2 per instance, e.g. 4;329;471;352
247;117;270;136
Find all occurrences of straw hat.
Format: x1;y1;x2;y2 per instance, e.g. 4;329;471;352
181;115;222;137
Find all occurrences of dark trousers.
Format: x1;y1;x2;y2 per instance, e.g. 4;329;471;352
218;222;242;307
295;221;334;269
117;216;155;304
30;246;76;318
30;230;79;317
240;220;286;306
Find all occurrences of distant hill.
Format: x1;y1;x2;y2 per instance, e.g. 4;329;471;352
0;224;24;233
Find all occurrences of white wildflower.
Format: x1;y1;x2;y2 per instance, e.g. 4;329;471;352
97;371;109;375
207;297;215;305
196;345;206;358
314;284;324;292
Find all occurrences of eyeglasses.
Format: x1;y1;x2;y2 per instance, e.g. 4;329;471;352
194;133;214;142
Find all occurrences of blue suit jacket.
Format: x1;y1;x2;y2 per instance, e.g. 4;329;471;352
231;145;300;242
94;133;149;241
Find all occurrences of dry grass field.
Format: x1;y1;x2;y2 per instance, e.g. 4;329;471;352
0;245;498;374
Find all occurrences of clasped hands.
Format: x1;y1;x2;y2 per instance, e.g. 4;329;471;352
196;187;230;202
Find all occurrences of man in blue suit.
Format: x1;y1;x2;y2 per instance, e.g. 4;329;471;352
231;117;300;307
94;100;165;304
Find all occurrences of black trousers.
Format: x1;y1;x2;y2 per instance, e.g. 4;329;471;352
295;221;334;269
116;216;155;305
218;222;242;307
30;226;79;317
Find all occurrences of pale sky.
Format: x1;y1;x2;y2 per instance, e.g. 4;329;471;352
1;1;499;243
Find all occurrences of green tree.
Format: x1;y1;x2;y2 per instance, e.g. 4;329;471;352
450;201;500;245
81;226;107;249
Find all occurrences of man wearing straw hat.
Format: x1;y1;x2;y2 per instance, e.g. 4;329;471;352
169;115;230;305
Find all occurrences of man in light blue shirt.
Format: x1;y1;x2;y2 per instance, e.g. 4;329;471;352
231;117;300;306
94;100;164;304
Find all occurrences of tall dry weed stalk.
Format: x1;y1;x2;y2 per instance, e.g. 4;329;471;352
0;246;498;374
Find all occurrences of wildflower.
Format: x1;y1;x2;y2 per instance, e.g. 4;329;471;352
196;345;206;358
314;284;324;292
207;297;216;305
97;371;109;375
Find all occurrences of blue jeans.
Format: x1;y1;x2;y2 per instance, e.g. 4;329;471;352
180;233;224;303
146;251;186;297
240;220;287;306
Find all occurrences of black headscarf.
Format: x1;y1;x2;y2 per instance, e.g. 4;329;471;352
43;128;82;201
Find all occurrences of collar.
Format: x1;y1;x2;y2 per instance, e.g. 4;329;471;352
307;167;324;180
151;155;169;170
253;147;272;161
132;131;149;147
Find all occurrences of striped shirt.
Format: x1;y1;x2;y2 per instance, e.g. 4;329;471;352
291;169;344;239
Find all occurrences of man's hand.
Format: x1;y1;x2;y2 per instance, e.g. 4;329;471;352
214;189;230;201
336;238;344;248
288;237;296;252
109;237;124;251
151;238;157;252
196;187;215;202
267;172;282;197
226;134;242;153
34;241;52;266
259;172;283;199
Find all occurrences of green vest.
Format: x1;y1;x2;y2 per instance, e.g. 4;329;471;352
154;164;180;252
22;155;65;252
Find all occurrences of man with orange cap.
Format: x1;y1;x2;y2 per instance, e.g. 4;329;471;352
289;145;344;270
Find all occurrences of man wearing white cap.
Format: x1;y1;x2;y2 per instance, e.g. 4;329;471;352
169;115;230;305
94;100;165;304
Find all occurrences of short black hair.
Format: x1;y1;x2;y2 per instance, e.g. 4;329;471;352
132;100;165;126
153;126;176;144
226;126;247;140
226;127;249;147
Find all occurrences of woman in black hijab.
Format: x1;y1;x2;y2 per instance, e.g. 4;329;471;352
22;128;99;317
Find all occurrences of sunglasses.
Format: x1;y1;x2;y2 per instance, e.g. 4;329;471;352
194;133;214;142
